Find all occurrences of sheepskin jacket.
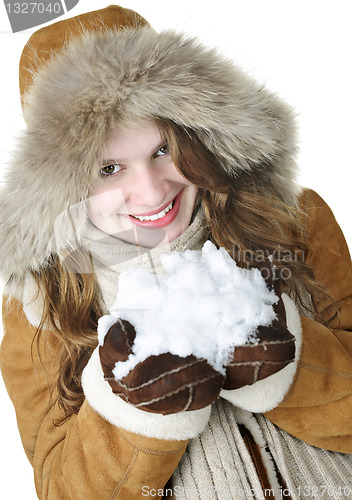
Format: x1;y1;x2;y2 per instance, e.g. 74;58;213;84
0;12;352;499
1;189;352;500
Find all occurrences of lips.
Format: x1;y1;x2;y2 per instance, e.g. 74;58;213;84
131;196;176;218
125;190;183;228
131;200;174;221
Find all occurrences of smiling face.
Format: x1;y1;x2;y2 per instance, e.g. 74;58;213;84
87;120;199;248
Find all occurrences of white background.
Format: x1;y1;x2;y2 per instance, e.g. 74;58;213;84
0;1;351;497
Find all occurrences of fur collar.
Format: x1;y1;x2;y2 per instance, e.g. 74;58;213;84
0;27;299;284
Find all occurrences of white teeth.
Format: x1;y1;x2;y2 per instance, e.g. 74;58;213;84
132;201;174;221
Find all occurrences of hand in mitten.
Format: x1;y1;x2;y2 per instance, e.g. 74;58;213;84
99;319;225;415
223;260;296;390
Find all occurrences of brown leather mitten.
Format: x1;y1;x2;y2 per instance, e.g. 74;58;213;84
99;319;225;415
223;260;296;390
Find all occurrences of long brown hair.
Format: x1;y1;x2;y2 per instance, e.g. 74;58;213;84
159;120;318;301
32;252;104;419
33;119;331;419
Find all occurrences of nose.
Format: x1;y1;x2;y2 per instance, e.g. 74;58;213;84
127;163;169;208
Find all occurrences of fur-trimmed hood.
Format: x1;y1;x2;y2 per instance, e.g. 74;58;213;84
0;26;299;285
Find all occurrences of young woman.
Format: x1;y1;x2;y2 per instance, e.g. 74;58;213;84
0;5;351;499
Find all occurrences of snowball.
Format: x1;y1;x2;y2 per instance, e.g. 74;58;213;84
98;241;278;379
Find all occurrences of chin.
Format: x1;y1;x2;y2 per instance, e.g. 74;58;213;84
165;220;190;244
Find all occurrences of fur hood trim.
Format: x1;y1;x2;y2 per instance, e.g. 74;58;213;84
0;27;299;284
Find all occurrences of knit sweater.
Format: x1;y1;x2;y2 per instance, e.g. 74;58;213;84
172;400;352;499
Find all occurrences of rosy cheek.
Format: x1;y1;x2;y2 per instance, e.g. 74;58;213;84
88;186;127;216
168;163;193;185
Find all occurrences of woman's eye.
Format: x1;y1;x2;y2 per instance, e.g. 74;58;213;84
100;164;121;176
154;144;170;157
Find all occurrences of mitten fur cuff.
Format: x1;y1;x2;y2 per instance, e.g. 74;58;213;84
82;348;212;441
220;294;302;413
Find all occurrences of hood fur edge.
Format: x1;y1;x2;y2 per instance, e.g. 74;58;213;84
0;27;299;284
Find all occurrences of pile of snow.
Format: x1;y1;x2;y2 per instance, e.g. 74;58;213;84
98;241;278;379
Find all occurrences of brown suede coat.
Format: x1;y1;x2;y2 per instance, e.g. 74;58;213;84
1;189;352;499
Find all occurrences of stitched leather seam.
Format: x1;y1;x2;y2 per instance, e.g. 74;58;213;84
110;448;139;499
133;373;220;407
252;363;260;384
240;338;294;347
106;358;205;391
226;359;292;367
182;386;194;411
300;361;352;379
117;318;134;351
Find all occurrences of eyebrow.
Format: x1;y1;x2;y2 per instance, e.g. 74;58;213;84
102;159;118;166
101;139;168;165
